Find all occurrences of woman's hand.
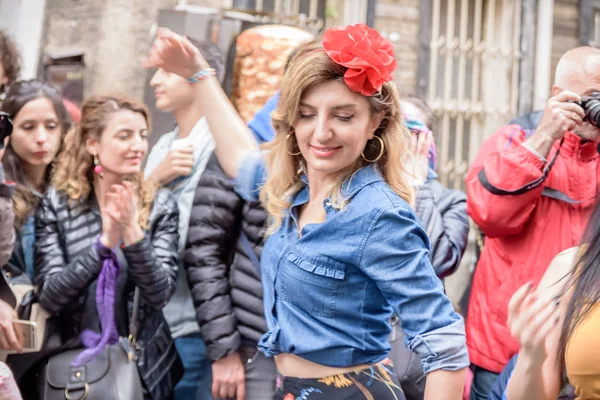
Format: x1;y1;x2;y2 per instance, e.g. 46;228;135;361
507;282;562;364
144;27;209;79
100;191;121;249
0;301;23;352
107;182;144;246
403;131;432;186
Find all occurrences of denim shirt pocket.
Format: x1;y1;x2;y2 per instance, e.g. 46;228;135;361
277;250;346;318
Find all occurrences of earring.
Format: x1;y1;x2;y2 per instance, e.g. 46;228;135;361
285;133;302;156
93;155;104;178
361;136;385;163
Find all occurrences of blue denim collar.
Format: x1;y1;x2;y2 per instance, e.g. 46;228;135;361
340;164;384;200
291;164;383;209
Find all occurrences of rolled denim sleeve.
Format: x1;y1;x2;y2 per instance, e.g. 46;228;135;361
233;150;267;202
359;204;469;374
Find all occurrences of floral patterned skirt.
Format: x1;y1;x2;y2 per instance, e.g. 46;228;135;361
275;358;406;400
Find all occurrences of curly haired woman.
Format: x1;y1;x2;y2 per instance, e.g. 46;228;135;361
145;24;469;400
34;95;183;399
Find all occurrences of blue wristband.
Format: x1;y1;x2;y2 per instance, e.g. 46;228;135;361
188;68;216;83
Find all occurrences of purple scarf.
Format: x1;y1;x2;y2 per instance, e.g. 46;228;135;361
71;239;121;367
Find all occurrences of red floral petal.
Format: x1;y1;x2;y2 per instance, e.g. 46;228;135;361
322;23;396;95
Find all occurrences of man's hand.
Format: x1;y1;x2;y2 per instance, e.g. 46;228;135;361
211;352;246;400
147;145;194;186
526;91;586;158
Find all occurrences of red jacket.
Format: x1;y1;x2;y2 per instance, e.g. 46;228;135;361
466;126;599;373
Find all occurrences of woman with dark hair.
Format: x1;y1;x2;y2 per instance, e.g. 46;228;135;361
506;196;600;400
1;80;70;283
34;94;182;399
0;80;70;396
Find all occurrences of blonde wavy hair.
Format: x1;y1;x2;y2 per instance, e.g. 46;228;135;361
52;95;156;229
260;43;414;233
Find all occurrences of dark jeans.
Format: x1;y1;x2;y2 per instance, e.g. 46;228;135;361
388;318;426;400
223;346;277;400
174;333;213;400
470;365;499;400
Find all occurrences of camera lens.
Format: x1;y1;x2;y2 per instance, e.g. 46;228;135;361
585;100;600;127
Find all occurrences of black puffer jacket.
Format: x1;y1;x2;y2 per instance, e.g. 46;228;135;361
36;187;178;326
184;154;267;361
34;186;181;398
414;179;469;278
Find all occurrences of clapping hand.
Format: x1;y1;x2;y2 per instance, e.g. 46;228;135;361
101;182;143;248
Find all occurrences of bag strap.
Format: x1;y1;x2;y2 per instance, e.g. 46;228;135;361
239;233;261;276
540;187;581;204
128;287;141;344
477;138;564;196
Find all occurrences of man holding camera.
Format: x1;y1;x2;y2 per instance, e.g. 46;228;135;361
465;46;600;400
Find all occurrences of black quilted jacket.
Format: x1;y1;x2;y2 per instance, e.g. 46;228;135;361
33;186;181;398
35;187;178;330
184;154;268;361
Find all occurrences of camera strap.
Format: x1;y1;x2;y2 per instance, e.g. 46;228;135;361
477;138;564;196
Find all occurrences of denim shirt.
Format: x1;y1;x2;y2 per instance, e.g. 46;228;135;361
20;215;35;281
233;151;469;373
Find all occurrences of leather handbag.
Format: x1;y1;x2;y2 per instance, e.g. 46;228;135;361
41;343;143;400
40;288;145;400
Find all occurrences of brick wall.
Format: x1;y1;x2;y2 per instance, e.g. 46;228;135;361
374;0;421;95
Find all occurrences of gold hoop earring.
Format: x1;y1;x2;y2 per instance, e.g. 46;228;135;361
286;133;302;156
361;135;385;163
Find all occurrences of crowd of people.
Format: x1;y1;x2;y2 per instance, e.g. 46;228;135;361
0;20;598;400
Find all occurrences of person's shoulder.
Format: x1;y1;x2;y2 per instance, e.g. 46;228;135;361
551;247;581;272
539;247;580;291
490;124;530;142
353;180;417;223
37;186;71;216
43;186;68;204
156;130;178;143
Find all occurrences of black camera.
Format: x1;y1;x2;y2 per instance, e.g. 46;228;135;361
574;92;600;127
0;111;12;149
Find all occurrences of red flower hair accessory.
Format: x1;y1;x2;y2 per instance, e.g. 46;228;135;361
322;23;397;96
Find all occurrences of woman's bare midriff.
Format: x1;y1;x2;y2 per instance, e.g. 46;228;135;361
274;353;373;379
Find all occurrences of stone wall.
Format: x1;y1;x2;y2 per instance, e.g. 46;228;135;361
41;0;178;100
374;0;420;95
41;0;424;101
551;0;580;85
